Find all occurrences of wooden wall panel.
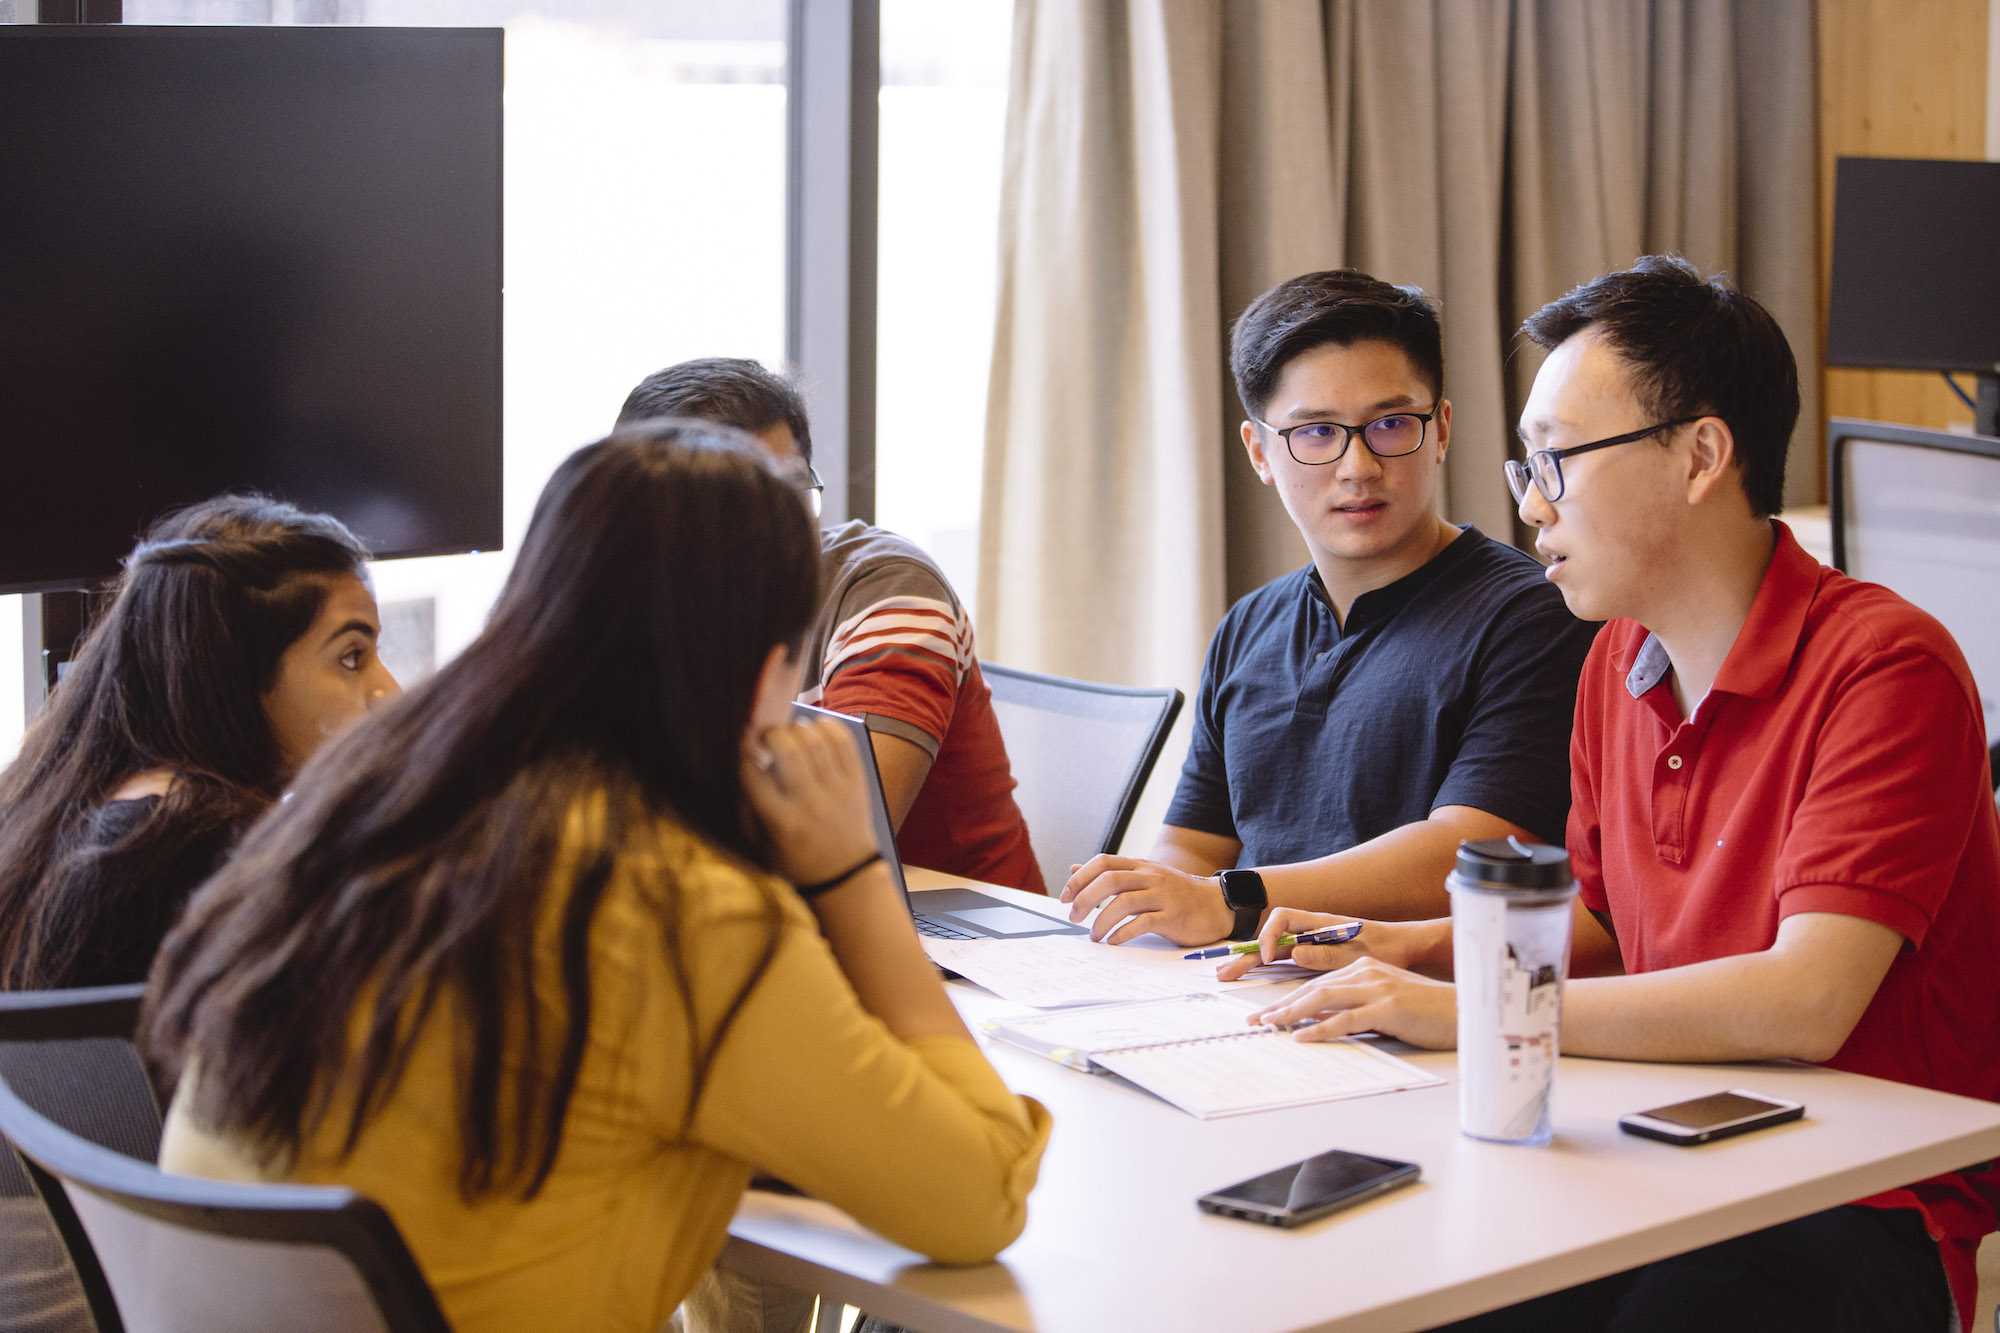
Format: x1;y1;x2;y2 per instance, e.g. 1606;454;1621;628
1817;0;1990;455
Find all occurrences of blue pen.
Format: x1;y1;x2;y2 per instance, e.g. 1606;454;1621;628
1182;921;1362;961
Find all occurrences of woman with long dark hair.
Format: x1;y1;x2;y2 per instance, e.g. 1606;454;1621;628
145;424;1050;1333
0;494;399;990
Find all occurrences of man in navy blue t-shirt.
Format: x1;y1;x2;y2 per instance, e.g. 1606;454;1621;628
1061;269;1598;947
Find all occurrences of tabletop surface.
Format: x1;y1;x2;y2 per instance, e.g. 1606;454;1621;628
720;870;2000;1333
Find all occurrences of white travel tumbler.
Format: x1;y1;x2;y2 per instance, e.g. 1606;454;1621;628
1449;837;1578;1146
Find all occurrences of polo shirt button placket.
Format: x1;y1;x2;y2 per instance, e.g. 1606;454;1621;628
1653;740;1694;864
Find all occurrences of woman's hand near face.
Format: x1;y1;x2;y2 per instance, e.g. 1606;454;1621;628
739;718;880;886
740;716;969;1045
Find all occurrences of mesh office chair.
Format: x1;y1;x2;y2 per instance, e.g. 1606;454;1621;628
0;985;160;1333
981;662;1184;893
1828;419;2000;786
0;987;450;1333
0;1072;449;1333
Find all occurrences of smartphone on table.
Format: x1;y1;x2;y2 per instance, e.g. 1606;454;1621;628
1617;1090;1805;1145
1198;1148;1420;1227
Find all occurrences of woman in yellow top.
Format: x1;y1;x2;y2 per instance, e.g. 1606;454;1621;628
142;423;1051;1333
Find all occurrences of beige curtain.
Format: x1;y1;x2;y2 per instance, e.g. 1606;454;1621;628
980;0;1820;700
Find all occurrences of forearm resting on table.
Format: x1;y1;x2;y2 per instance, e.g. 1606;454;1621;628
1559;911;1903;1063
1259;806;1535;921
699;918;1049;1267
1322;902;1611;980
746;1034;1049;1267
809;862;970;1044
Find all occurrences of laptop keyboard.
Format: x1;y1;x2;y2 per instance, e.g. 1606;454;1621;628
914;915;978;941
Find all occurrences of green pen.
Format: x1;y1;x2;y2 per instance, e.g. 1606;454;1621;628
1183;920;1362;961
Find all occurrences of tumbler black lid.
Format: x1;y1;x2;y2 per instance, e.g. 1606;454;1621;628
1454;836;1572;888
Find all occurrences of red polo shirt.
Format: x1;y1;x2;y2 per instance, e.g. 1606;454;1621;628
1568;521;2000;1323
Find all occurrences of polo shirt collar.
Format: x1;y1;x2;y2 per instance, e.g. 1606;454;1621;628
1624;634;1673;698
1304;524;1480;623
1622;520;1815;702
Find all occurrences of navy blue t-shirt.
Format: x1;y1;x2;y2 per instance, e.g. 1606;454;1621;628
1164;526;1598;866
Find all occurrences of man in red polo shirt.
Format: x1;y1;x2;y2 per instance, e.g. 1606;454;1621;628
1226;256;2000;1331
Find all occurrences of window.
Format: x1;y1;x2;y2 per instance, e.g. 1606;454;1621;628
351;1;788;672
874;0;1012;610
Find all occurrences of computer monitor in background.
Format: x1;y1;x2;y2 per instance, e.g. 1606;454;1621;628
0;24;503;595
1826;156;2000;436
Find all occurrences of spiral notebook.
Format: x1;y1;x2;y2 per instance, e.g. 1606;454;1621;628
982;992;1442;1119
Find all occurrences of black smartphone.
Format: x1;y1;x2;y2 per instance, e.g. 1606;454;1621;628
1198;1149;1420;1227
1618;1090;1805;1145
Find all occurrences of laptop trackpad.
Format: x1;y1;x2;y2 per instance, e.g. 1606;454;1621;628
947;905;1072;936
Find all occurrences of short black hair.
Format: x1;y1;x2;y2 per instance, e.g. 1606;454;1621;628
1521;255;1798;518
616;357;813;465
1229;270;1444;420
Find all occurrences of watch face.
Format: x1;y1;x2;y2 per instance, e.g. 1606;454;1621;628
1221;869;1267;910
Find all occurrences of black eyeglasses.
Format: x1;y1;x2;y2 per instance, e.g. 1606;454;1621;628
779;463;825;517
1254;405;1439;466
1505;416;1701;504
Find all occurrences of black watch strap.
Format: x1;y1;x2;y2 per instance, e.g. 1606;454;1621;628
1229;905;1263;941
1218;869;1267;941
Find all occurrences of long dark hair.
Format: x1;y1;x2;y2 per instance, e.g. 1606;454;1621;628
144;423;822;1200
0;495;370;990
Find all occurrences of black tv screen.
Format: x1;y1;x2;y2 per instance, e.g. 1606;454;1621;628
0;25;503;594
1826;156;2000;376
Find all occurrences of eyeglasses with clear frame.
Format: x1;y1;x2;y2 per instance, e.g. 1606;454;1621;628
1504;416;1702;505
1253;405;1440;466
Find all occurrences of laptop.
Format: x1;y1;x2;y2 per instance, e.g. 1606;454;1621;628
793;703;1086;939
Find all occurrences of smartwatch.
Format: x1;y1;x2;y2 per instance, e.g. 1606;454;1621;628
1217;868;1267;940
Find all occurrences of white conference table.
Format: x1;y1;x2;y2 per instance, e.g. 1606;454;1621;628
718;870;2000;1333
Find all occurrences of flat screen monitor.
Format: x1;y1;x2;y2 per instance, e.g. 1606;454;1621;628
0;24;503;594
1826;156;2000;376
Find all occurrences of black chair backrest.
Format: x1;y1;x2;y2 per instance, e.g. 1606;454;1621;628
0;985;156;1333
981;662;1184;892
0;1057;449;1333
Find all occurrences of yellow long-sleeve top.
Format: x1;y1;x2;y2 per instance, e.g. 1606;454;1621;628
158;800;1052;1333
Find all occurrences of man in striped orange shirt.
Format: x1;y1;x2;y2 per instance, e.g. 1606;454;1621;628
618;358;1045;895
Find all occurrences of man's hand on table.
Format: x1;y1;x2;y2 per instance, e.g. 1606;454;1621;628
1059;854;1235;946
1248;958;1458;1049
1207;907;1458;1048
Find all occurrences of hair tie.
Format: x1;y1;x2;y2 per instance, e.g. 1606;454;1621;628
794;852;883;899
